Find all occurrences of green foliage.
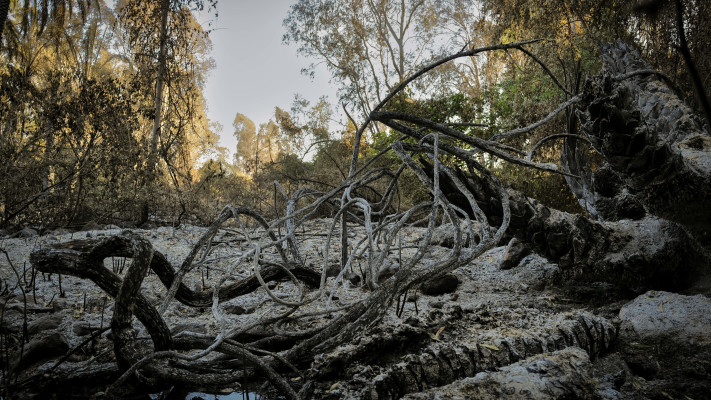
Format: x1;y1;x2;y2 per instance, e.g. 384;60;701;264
283;0;472;121
388;92;483;126
0;0;219;228
2;0;708;229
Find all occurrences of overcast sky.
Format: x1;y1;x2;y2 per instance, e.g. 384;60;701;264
197;1;337;157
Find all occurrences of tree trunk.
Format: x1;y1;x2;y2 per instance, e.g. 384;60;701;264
148;0;169;173
140;0;170;226
417;42;711;294
420;158;705;294
569;42;711;239
0;0;9;43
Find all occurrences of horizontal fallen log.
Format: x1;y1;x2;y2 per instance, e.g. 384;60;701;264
304;311;614;399
418;159;705;293
403;347;599;400
30;234;320;309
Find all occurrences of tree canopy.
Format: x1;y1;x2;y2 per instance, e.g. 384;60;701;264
2;0;711;399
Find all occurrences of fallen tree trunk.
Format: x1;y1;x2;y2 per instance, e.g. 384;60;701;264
29;230;304;397
30;235;321;308
371;42;711;294
417;158;703;293
569;42;711;235
304;311;615;399
18;40;710;399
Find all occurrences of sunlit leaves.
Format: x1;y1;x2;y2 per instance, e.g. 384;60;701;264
0;0;218;226
283;0;464;121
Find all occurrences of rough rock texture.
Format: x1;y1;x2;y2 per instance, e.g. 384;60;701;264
420;273;460;295
616;291;711;399
499;237;531;270
619;290;711;345
402;347;599;400
27;313;64;336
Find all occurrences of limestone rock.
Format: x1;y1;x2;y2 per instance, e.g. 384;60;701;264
619;290;711;345
51;298;71;312
421;274;460;296
618;291;711;397
498;237;531;270
73;322;97;337
27;314;64;336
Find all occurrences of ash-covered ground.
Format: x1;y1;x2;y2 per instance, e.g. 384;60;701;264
1;221;709;399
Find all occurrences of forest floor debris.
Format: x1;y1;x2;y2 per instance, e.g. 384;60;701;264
1;222;710;399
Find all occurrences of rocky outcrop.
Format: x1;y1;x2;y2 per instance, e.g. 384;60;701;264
498;237;531;270
616;291;711;399
619;290;711;345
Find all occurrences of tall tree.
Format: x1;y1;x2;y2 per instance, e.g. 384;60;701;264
275;95;333;158
233;112;257;174
116;0;217;224
0;0;145;227
283;0;463;124
147;0;170;182
0;0;9;42
233;113;291;177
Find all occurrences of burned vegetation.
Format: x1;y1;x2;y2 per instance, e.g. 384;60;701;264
2;40;711;399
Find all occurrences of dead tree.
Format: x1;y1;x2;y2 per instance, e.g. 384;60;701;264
373;41;710;294
21;40;710;399
569;42;711;238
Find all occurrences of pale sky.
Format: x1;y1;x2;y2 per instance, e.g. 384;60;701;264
198;1;337;158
